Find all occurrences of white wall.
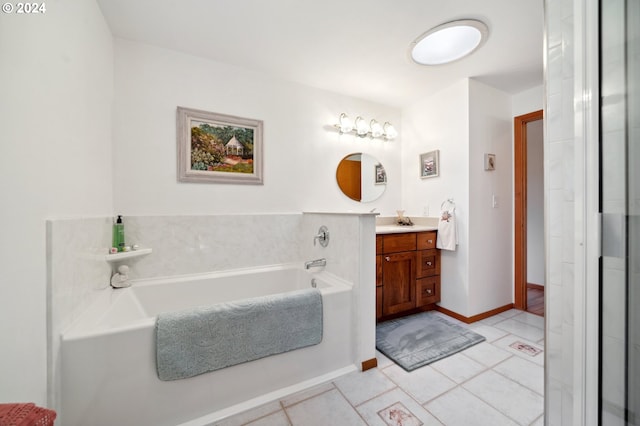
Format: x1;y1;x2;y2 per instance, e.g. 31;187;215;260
0;0;114;405
112;39;402;216
527;119;545;286
401;80;470;315
402;79;514;318
512;85;544;117
468;79;513;316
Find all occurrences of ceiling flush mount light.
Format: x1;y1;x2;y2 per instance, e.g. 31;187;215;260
410;19;488;66
334;113;397;140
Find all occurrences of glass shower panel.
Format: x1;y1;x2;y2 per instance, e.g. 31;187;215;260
627;0;639;422
600;0;639;423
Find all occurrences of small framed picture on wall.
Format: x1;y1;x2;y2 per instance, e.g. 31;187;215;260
420;150;440;179
484;153;496;171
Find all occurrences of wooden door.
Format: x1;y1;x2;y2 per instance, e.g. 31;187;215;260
335;159;361;201
382;251;416;315
514;109;543;310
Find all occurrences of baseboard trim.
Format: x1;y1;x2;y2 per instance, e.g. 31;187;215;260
361;358;378;371
527;283;545;291
436;303;515;324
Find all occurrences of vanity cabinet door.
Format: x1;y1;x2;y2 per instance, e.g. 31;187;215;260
381;251;417;315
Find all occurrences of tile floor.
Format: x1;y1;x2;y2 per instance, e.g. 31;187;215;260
213;309;545;426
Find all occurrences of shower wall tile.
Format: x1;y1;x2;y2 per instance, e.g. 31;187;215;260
547;45;563;96
561;17;575;80
301;214;360;283
46;216;112;411
548;141;564;189
562;140;575;201
47;217;112;334
561;263;575;326
549;190;564;237
124;214;304;279
548;236;562;285
547;284;563;334
547;378;563;425
545;0;577;423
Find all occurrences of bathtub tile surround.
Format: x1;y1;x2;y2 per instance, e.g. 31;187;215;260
215;309;544;426
302;212;378;369
46;217;112;410
124;214;304;279
51;212;375;424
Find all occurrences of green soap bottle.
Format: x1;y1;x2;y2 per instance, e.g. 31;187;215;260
112;215;125;252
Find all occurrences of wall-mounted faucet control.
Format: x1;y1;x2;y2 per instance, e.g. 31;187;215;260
305;258;327;269
313;225;330;247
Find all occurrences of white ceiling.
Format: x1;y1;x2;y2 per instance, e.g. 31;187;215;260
96;0;543;108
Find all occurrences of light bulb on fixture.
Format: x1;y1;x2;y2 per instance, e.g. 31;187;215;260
338;113;353;133
383;122;398;140
355;116;369;136
370;120;383;138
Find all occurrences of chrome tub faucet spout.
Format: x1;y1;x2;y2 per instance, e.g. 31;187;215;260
305;258;326;269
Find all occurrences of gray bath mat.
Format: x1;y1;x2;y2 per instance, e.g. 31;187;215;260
376;311;485;371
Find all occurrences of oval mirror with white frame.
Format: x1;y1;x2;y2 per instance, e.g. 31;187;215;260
336;153;387;202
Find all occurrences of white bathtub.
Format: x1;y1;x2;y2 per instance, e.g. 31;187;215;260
60;264;355;426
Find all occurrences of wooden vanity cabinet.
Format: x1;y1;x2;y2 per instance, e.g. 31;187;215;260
376;231;440;321
376;235;383;319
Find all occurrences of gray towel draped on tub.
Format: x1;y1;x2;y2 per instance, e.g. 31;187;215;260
155;288;323;381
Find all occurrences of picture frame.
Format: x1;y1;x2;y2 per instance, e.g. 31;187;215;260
177;106;263;184
420;150;440;179
374;163;387;184
484;153;496;171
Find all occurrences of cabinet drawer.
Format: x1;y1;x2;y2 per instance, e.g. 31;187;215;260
417;249;440;277
416;276;440;306
382;233;416;253
417;231;437;250
376;235;383;255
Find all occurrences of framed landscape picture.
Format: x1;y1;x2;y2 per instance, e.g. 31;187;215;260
420;150;440;179
177;107;263;184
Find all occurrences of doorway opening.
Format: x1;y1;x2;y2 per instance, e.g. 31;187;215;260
514;110;544;315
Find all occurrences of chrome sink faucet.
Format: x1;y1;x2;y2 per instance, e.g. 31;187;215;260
305;258;326;269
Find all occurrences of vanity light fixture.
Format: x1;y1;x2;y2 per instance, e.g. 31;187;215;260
355;116;369;137
338;112;353;133
383;122;398;140
334;113;398;140
370;119;383;138
410;19;488;66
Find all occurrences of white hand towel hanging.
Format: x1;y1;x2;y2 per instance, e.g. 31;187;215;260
436;200;458;251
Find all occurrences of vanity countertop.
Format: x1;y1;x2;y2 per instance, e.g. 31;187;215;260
375;215;439;234
376;225;438;234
